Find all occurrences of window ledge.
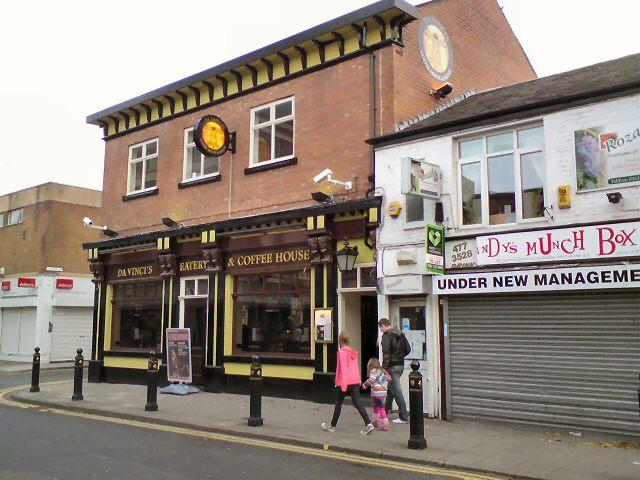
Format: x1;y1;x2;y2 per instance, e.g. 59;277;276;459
244;157;297;175
122;188;159;202
178;174;222;189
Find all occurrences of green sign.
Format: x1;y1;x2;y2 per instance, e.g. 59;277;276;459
426;224;445;274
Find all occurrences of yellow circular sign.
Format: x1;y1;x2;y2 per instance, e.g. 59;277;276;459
194;115;231;157
418;16;454;82
202;120;226;151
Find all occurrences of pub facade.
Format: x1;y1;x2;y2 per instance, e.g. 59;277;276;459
83;0;536;401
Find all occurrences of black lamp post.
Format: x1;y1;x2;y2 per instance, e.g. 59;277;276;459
336;241;359;272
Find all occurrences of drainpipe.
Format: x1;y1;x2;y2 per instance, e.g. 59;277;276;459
366;49;377;198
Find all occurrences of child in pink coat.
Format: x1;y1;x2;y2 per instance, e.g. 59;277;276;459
322;330;374;435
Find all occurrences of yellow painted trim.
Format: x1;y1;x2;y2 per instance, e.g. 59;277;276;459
163;237;170;250
369;207;379;223
157;238;163;250
224;275;233;356
160;279;166;351
209;230;216;243
333;213;366;222
103;357;162;369
306;216;315;230
201;231;208;244
168;278;173;328
323;264;328;373
103;284;113;351
224;362;314;380
347;237;374;264
265;227;304;235
94;283;102;359
316;215;325;229
323;344;328;373
212;273;219;366
310;268;315;360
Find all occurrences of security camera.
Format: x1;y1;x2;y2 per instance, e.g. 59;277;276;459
606;192;623;204
429;83;453;100
313;169;333;184
83;217;93;226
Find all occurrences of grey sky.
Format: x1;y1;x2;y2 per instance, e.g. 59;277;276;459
0;0;638;196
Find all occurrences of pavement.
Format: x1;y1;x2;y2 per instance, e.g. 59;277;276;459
0;360;75;373
9;381;640;480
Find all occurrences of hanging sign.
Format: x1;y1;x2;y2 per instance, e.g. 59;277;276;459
401;158;441;198
425;224;445;274
476;221;639;265
166;328;192;384
18;278;36;288
433;264;640;295
194;115;232;157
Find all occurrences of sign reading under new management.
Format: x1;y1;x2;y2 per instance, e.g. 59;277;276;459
166;328;192;384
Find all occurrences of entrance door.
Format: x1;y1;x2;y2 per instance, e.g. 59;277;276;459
180;277;209;385
360;295;378;381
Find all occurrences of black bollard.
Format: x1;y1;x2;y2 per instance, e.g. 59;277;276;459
30;347;41;393
248;355;263;427
72;348;84;401
408;360;427;450
145;351;159;412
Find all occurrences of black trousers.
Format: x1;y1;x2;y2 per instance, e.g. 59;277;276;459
331;384;371;427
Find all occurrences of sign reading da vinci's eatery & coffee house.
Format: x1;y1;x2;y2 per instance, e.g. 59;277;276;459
476;221;639;266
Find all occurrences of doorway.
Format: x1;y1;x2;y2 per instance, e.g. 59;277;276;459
179;276;209;385
339;292;378;382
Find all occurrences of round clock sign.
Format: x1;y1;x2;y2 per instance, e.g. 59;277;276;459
418;16;454;82
194;115;231;157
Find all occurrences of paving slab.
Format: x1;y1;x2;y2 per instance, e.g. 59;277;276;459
9;381;640;480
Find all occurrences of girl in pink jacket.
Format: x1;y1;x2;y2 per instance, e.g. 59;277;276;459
322;330;374;435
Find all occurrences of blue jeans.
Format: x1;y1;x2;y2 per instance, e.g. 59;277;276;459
384;365;408;421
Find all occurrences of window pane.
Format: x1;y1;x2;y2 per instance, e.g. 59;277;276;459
187;129;194;144
265;274;279;292
196;279;208;296
185;279;196;296
253;126;272;163
0;213;4;228
487;132;513;153
275;101;292;118
203;156;219;175
518;126;544;149
254;107;270;124
187;146;201;178
144;158;158;189
459;138;483;158
146;141;157;156
341;269;357;288
8;209;23;225
406;194;424;223
521;151;545;219
280;272;296;291
111;281;162;350
274;120;293;158
131;146;143;159
130;161;143;192
360;267;377;288
184;298;207;347
488;153;516;225
461;162;482;225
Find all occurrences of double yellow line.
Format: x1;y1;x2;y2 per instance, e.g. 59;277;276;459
0;383;501;480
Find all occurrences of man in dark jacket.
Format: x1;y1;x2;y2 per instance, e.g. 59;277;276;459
378;318;409;423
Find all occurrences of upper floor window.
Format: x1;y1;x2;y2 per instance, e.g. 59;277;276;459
184;128;219;182
250;97;294;166
0;212;4;228
8;208;23;226
128;139;158;194
458;125;545;227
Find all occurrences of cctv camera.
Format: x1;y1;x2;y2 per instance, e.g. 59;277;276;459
429;83;453;100
83;217;93;226
313;169;333;184
606;192;623;204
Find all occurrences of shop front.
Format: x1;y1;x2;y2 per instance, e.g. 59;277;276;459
86;200;381;403
438;221;640;437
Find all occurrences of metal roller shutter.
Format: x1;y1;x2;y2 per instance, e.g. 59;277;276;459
448;292;640;436
0;309;21;354
50;307;93;361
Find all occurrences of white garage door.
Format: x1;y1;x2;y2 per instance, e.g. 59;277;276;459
50;307;93;361
0;307;37;355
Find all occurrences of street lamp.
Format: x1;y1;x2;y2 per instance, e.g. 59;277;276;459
335;241;358;272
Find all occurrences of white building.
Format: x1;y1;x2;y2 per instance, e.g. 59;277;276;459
370;54;640;436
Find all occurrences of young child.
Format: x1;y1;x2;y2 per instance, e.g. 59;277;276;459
362;358;389;431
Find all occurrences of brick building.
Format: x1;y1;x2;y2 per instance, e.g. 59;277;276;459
0;183;102;362
83;0;535;399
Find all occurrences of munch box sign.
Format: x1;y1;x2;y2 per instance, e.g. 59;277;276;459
476;221;639;265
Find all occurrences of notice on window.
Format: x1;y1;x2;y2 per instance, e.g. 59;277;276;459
403;329;426;361
166;328;192;384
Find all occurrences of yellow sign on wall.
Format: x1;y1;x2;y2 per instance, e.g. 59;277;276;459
558;185;571;209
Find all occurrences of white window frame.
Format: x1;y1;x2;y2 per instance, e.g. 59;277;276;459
178;276;209;361
337;263;377;292
456;123;545;229
0;212;4;228
248;96;295;168
127;138;159;195
182;127;220;183
7;208;23;226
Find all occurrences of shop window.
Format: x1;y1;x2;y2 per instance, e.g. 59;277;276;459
183;128;219;182
7;208;23;226
457;124;545;227
128;138;159;194
249;97;294;166
233;269;310;357
110;281;162;351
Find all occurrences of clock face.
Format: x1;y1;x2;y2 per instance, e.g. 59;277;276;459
194;115;230;157
418;16;454;82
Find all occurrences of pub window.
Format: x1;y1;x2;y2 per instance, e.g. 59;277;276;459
233;269;311;357
249;97;294;166
7;208;23;226
457;125;545;227
110;281;163;351
127;138;159;194
183;128;219;182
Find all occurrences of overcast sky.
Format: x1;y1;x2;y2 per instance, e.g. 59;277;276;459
0;0;638;196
